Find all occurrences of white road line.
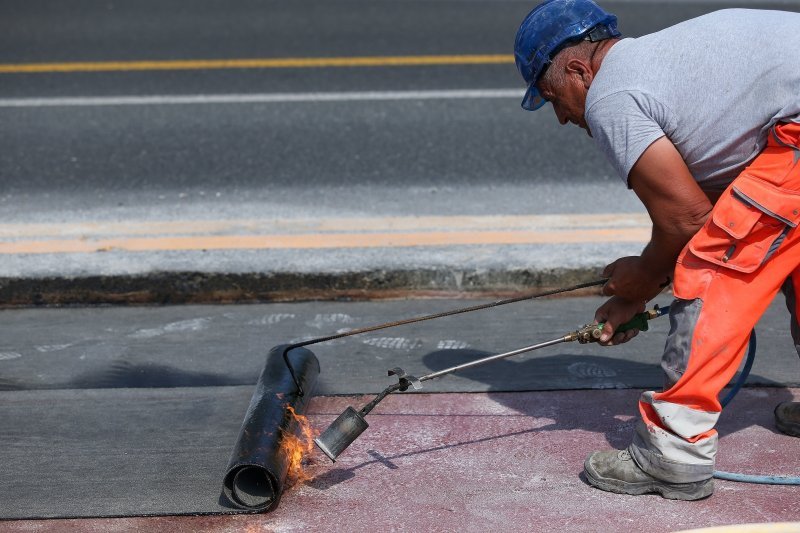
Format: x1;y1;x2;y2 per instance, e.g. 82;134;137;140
0;89;524;108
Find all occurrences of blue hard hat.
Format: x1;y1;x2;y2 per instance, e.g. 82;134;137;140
514;0;621;110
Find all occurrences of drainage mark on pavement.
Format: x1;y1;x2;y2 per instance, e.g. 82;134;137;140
362;337;424;351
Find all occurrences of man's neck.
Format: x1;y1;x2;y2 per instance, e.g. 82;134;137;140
590;38;620;74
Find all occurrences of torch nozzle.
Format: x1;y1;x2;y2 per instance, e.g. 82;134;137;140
314;406;369;462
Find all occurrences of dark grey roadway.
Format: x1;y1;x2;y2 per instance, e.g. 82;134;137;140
2;0;797;95
1;0;797;217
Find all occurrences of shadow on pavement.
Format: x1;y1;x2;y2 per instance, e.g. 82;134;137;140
0;361;246;390
307;426;545;491
419;348;794;449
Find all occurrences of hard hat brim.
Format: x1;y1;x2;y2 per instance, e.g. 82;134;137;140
521;84;548;111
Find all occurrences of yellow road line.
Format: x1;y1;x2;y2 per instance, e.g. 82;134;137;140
0;214;651;254
0;228;650;255
0;54;513;74
0;214;650;239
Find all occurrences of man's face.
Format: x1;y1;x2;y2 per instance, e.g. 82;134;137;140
536;70;591;134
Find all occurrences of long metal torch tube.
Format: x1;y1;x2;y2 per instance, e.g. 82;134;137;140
282;278;608;395
313;335;573;462
418;336;570;383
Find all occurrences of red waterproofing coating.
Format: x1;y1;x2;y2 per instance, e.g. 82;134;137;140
221;345;319;512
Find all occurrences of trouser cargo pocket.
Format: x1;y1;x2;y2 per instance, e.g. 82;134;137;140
688;174;800;273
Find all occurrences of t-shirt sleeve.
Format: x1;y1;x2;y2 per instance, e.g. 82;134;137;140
585;90;671;187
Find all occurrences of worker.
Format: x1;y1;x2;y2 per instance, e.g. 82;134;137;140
514;0;800;500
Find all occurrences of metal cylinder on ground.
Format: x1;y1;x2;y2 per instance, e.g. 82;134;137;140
221;344;320;512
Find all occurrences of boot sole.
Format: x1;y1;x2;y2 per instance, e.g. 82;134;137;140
775;417;800;437
584;459;714;501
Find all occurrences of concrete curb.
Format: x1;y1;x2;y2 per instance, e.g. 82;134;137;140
0;266;605;306
0;212;646;305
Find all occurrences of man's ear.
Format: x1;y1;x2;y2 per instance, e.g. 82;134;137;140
565;58;593;88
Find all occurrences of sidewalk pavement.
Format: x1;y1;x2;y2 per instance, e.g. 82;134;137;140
0;212;650;305
1;286;797;532
3;389;798;532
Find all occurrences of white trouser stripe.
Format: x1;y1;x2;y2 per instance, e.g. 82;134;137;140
644;391;720;439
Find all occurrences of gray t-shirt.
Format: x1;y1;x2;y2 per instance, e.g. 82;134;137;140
585;9;800;191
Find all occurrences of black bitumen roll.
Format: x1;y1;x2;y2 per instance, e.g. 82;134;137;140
221;345;320;512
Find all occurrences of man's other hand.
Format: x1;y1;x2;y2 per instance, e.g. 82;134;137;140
602;256;665;302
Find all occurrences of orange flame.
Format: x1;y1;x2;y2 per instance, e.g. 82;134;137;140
280;405;319;487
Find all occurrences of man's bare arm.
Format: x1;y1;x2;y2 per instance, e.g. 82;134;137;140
595;136;711;344
603;136;712;302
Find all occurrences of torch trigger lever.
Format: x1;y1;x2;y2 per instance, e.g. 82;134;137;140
388;367;422;391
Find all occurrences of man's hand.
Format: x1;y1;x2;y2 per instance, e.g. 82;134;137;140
594;296;646;345
602;256;667;302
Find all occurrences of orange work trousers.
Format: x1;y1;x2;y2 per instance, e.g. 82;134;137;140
629;122;800;483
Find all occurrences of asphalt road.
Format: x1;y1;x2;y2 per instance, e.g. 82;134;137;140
2;1;799;302
2;0;797;221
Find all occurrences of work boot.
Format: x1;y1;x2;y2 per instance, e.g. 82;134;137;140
774;401;800;437
584;449;714;501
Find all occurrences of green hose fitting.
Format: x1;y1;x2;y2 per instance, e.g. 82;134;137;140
575;307;664;343
615;311;652;333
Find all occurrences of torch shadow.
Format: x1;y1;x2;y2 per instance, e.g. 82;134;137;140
417;348;795;449
309;345;795;490
1;360;247;391
307;426;547;491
